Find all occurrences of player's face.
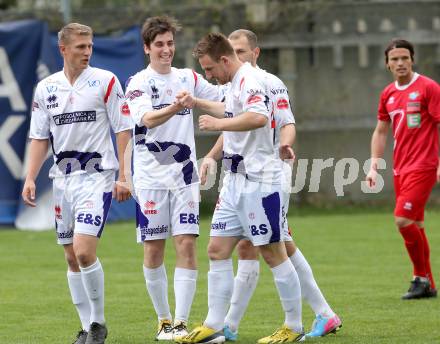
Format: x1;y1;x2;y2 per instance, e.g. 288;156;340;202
145;31;175;72
229;36;258;66
386;48;413;83
198;55;229;85
61;34;93;71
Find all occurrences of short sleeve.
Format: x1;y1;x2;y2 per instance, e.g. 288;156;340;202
377;91;391;122
192;70;225;102
426;80;440;123
29;84;50;139
104;74;134;133
239;75;270;118
125;74;153;127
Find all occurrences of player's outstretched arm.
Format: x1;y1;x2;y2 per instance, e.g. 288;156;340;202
114;130;132;202
176;91;225;118
366;120;390;187
22;139;49;207
199;112;267;132
141;102;186;129
200;134;223;185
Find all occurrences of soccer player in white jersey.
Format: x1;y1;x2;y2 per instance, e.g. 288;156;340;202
124;16;223;341
21;23;133;344
176;33;303;344
196;29;341;340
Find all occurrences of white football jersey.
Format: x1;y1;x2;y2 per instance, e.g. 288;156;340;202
30;66;134;178
223;62;282;184
126;65;223;190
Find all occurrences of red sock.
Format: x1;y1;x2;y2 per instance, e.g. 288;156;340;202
399;223;426;278
419;227;435;289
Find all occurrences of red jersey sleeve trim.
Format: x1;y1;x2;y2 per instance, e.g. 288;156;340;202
192;70;198;88
104;76;116;104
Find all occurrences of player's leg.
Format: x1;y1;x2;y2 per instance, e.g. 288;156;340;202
71;172;113;344
242;183;303;343
136;188;173;340
417;220;437;296
176;175;243;344
224;239;259;341
54;177;91;344
170;185;200;337
394;171;436;299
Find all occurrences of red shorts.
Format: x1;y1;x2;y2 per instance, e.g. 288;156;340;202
394;170;437;221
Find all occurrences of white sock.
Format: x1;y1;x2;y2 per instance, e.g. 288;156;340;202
290;249;334;318
67;270;91;331
174;267;198;323
80;258;105;325
271;259;302;333
143;264;172;320
225;260;260;332
204;259;234;331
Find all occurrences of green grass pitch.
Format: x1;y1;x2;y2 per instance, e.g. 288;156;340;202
0;209;439;343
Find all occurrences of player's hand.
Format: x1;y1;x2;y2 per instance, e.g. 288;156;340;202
22;179;37;207
199;115;220;131
176;91;196;109
114;179;131;202
279;145;295;161
199;157;217;185
366;168;377;188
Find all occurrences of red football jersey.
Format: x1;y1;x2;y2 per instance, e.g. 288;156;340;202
377;73;440;175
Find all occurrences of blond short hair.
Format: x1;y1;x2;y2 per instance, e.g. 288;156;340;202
58;23;93;45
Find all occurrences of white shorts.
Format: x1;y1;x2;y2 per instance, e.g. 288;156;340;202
53;171;114;245
211;174;283;246
135;184;200;243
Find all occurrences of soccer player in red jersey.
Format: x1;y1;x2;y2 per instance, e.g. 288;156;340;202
366;39;440;299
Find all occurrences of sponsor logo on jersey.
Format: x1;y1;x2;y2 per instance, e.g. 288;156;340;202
53;111;96;126
387;96;395;104
140;225;169;236
247;88;263;95
126;89;144;101
179;76;187;83
151;85;159;99
188;201;195;209
57;230;73;239
248;212;255;220
46;94;58;109
180;213;199;224
116;92;124;99
55;205;62;219
277;98;289;109
77;213;102;226
403;202;412;210
85;201;94;209
46;85;57;93
121;102;130;116
224;111;233;118
211;222;226;230
88;80;101;87
247;95;262;105
407;113;421;128
406;101;420;113
409;91;419;100
144;200;157;215
271;88;288;95
166;89;172;96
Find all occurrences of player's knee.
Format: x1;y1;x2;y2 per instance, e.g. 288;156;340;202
395;216;413;228
175;236;197;260
64;251;79;271
74;249;96;267
237;240;259;260
207;242;228;260
285;241;297;257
